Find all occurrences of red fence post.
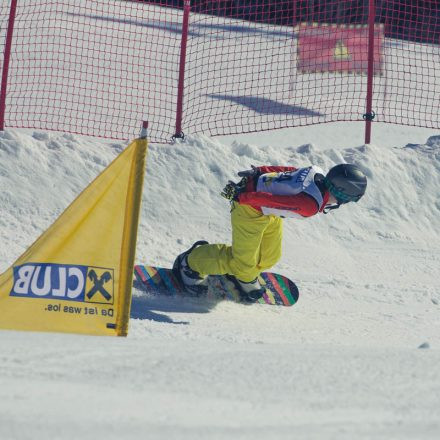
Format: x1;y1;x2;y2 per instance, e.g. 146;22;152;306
174;0;191;139
0;0;18;131
364;0;376;144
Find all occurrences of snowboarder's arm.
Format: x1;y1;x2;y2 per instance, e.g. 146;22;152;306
255;166;297;174
238;191;320;217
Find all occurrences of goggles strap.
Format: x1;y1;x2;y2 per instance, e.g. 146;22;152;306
323;203;341;214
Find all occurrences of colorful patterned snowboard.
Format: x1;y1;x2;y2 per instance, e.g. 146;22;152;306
133;265;299;306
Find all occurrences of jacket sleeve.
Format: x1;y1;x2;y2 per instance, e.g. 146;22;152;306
255;166;297;174
238;191;320;217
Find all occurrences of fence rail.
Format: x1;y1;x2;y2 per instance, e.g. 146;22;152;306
0;0;439;143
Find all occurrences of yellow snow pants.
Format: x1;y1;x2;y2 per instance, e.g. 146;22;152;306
188;202;283;282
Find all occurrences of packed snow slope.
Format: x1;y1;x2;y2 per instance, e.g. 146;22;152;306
0;123;439;440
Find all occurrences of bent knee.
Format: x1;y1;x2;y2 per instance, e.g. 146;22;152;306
260;249;282;270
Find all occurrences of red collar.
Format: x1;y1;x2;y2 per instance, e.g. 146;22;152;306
319;191;331;212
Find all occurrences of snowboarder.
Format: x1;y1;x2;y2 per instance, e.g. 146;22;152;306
173;163;367;302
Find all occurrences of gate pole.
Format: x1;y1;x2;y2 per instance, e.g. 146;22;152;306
364;0;376;144
174;0;191;140
0;0;18;131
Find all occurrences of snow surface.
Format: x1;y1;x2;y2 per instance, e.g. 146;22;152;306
1;122;440;439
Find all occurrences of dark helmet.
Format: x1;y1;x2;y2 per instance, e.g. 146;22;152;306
324;164;367;204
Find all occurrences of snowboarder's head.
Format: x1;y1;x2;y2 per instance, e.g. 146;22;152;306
324;164;367;205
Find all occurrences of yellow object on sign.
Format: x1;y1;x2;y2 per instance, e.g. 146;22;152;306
333;40;350;61
0;137;147;336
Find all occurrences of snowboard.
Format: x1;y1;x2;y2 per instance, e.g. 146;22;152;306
133;265;299;306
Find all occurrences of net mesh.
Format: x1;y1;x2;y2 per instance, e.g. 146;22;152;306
0;0;439;142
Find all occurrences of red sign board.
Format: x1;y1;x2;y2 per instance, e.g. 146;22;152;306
296;23;384;74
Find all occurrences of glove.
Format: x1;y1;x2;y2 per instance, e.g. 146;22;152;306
237;165;259;178
221;180;243;201
221;175;250;201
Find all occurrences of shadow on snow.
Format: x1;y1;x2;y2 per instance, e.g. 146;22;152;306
207;94;324;117
66;12;295;40
130;285;218;325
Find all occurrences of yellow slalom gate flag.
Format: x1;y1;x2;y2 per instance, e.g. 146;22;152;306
0;137;147;336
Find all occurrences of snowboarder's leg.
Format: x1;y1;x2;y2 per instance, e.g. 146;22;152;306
182;204;282;302
188;239;267;303
173;240;209;295
229;203;273;281
227;205;282;302
187;243;233;276
187;203;270;281
258;215;283;272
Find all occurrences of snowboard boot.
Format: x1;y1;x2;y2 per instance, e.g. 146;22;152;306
173;240;209;296
226;275;265;303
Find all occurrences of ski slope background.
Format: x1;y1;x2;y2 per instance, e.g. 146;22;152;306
0;122;439;440
1;3;440;440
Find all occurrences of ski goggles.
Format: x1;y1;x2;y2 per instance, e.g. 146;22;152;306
324;179;362;204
